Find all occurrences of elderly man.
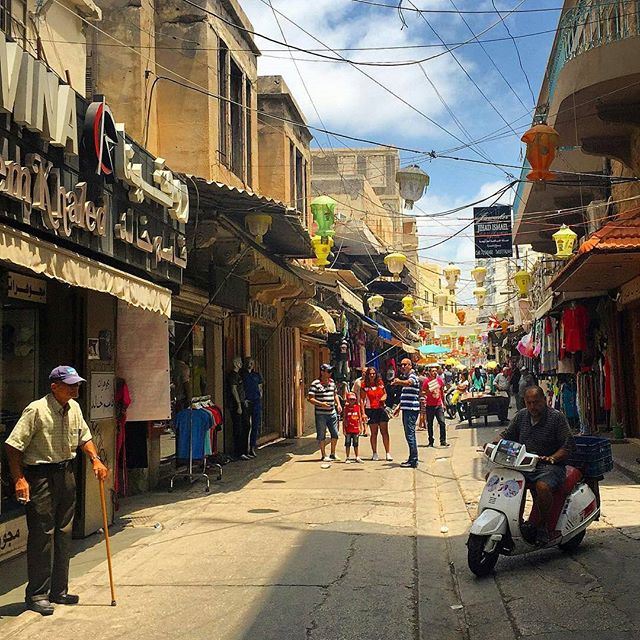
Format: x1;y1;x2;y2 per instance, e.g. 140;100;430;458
499;386;574;546
5;366;108;616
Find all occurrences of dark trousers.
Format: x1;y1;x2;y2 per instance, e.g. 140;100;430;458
23;462;76;602
247;399;262;450
231;407;251;456
426;406;447;444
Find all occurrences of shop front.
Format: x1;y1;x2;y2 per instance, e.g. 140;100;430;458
0;41;187;560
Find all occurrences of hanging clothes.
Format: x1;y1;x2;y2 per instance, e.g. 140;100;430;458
562;304;589;354
175;408;214;459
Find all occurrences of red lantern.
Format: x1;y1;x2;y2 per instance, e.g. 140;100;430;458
458;336;465;347
521;123;560;181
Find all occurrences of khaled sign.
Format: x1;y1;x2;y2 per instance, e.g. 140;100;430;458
473;205;513;258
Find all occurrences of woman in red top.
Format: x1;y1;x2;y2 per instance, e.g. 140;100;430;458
360;367;392;461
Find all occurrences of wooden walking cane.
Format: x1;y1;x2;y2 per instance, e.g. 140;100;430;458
98;478;117;606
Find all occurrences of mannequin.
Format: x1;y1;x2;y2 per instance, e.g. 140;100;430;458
242;357;263;458
227;356;250;460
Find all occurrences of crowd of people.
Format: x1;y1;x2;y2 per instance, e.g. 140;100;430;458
307;358;537;468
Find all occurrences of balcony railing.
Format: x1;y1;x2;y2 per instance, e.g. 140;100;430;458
548;0;640;98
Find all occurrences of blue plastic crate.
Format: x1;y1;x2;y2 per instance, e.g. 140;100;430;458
568;436;613;477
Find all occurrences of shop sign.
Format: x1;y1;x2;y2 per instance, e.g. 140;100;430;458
0;33;78;155
7;271;46;303
0;515;27;562
249;299;278;325
474;205;513;259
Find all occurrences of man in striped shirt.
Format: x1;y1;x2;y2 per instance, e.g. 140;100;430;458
392;358;420;468
307;364;343;462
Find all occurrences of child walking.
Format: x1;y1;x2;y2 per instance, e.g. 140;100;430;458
343;392;364;463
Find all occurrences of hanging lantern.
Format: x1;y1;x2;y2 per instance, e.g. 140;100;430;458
384;252;407;280
456;309;466;325
413;303;425;320
514;268;532;298
311;235;334;269
443;262;461;294
310;195;337;240
435;292;449;307
521;123;560;181
473;287;487;308
501;319;509;334
471;265;487;286
552;224;578;259
402;295;415;315
396;165;430;209
469;334;477;343
368;294;384;311
245;213;272;243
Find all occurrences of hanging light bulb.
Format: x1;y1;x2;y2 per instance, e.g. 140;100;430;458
514;268;532;298
402;295;415;315
368;294;384;311
396;165;430;209
552;224;578;259
471;265;487;286
443;262;461;294
245;213;272;243
384;252;407;280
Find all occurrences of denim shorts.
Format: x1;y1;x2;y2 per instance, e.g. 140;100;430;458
522;463;567;491
345;433;359;447
315;412;339;441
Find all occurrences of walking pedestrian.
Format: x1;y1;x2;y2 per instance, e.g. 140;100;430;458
307;364;342;462
422;366;449;447
4;366;109;616
471;366;485;392
343;393;364;464
415;364;428;431
494;366;511;425
360;367;392;461
392;358;420;468
455;369;470;422
241;357;263;458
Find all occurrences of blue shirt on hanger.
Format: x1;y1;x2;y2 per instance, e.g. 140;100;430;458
175;408;213;459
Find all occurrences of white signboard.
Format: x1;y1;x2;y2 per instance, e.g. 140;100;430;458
117;301;170;421
90;372;115;420
0;515;27;562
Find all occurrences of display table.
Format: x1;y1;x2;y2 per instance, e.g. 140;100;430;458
460;392;509;427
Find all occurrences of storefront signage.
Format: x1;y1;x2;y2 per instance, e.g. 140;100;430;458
249;299;278;325
84;100;117;177
0;515;27;561
7;271;46;303
474;205;513;258
90;372;115;421
0;33;78;155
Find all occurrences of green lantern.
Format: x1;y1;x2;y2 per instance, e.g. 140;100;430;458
310;196;337;240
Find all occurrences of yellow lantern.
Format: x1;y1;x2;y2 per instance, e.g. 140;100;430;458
435;292;449;307
443;262;461;293
311;235;334;269
471;265;487;286
553;224;578;259
402;295;415;315
245;213;272;243
368;294;384;311
384;252;407;280
514;268;531;298
473;287;487;308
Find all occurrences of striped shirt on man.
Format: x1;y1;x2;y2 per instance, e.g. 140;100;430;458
308;379;338;415
399;371;421;412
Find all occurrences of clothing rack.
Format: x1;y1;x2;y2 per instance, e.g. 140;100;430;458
169;395;222;493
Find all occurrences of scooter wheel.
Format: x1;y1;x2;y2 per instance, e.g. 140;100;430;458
559;529;585;553
467;534;499;577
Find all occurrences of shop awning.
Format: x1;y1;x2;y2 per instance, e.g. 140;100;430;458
337;281;365;315
286;302;336;333
552;206;640;293
0;226;172;316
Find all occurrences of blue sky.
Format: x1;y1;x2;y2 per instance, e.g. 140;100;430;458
242;0;561;301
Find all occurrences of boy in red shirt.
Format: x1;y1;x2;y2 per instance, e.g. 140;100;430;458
343;392;364;463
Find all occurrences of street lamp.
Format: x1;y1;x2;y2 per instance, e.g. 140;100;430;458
384;252;407;280
552;224;578;259
443;262;461;294
245;213;272;243
396;165;430;210
368;294;384;312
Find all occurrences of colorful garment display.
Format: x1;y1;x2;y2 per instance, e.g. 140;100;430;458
561;304;589;354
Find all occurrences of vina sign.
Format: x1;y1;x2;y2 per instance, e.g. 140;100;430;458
0;32;79;154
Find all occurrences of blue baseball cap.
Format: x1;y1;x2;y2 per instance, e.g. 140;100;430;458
49;366;86;385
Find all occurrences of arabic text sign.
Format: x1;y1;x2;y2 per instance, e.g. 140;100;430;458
474;205;513;258
7;272;47;303
0;515;27;561
90;372;115;420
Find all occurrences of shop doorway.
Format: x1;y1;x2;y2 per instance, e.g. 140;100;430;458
622;306;640;438
250;323;279;441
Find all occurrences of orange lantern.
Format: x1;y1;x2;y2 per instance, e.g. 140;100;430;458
501;319;509;334
521;123;560;181
456;309;466;325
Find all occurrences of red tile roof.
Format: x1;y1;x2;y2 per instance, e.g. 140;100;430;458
579;205;640;254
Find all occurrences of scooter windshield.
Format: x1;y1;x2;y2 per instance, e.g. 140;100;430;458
494;439;524;466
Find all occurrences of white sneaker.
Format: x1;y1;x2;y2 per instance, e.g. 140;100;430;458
386;453;393;462
372;453;380;461
322;456;331;462
344;458;353;464
355;457;364;463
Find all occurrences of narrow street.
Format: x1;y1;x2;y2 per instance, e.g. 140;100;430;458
2;415;639;640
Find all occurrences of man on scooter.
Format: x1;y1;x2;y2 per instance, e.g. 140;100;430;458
498;386;575;546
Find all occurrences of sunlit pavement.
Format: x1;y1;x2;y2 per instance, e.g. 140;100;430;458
1;416;639;640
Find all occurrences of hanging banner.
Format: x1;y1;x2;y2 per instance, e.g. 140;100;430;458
474;205;513;258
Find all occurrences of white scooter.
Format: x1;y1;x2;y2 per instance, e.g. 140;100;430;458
467;439;599;577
